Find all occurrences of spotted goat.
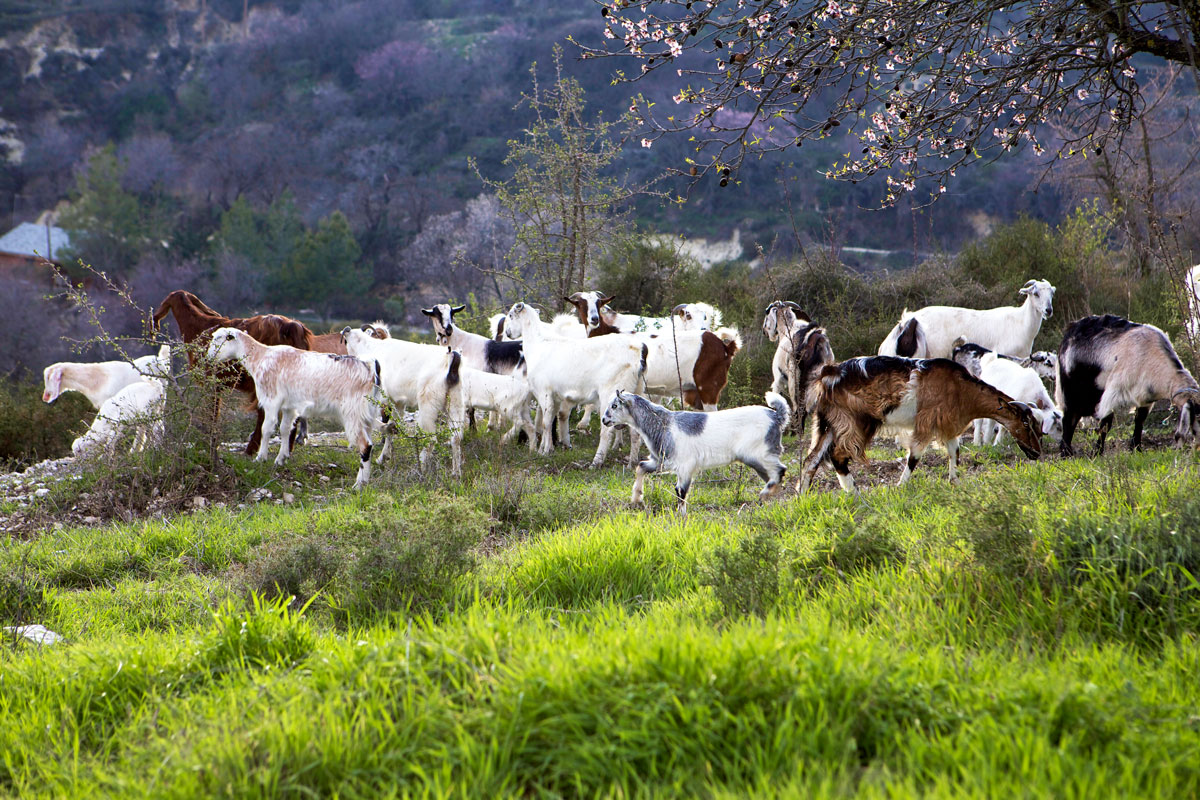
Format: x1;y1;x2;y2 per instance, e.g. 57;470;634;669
206;328;383;489
1056;314;1200;456
601;389;789;511
799;356;1042;493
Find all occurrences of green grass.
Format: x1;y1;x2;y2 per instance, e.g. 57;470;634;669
2;421;1200;797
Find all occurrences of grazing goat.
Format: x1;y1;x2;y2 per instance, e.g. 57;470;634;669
799;356;1042;493
1056;314;1200;456
43;345;170;408
503;302;647;466
206;328;382;488
971;353;1062;445
70;348;173;457
950;338;1058;382
71;379;167;458
878;279;1056;359
341;325;466;475
152;290;314;454
602;389;789;511
788;320;836;438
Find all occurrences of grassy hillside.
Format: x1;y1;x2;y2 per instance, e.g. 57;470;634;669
2;419;1199;797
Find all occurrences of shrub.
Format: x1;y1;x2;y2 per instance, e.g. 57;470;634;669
339;493;487;618
0;379;92;468
238;492;491;623
1052;495;1200;642
793;517;907;592
237;536;342;611
700;529;781;618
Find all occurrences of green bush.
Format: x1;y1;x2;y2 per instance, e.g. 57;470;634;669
700;529;781;618
793;517;908;592
340;493;487;618
0;379;92;468
239;492;490;622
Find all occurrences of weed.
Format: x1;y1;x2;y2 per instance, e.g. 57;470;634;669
701;529;782;618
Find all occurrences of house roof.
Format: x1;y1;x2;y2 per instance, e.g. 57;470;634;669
0;222;71;261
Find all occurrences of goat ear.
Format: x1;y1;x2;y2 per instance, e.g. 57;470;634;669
450;305;466;315
420;308;437;317
951;336;967;349
566;293;583;304
599;294;615;307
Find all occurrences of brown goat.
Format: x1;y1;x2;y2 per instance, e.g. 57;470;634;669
799;356;1042;493
151;290;315;454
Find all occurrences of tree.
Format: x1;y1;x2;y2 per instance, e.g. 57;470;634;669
58;145;176;275
582;0;1200;205
473;46;655;307
275;211;369;321
214;192;305;281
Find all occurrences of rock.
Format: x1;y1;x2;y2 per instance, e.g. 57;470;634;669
33;488;49;498
3;625;64;646
82;516;100;524
319;475;330;483
191;496;208;509
249;488;273;502
283;493;296;504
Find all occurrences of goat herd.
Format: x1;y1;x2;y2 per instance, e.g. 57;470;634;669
40;271;1200;510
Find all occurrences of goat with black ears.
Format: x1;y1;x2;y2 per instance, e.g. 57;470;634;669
799;356;1042;493
1056;314;1200;456
601;390;789;511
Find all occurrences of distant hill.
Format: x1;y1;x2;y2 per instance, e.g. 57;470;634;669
0;0;1064;283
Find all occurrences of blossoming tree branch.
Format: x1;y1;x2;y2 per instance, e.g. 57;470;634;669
577;0;1200;204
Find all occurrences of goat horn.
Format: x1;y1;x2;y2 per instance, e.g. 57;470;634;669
672;303;687;315
340;326;353;336
1172;388;1200;403
566;292;583;303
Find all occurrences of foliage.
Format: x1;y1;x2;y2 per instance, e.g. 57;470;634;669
239;492;488;621
213;192;305;283
700;528;781;618
475;46;647;306
273;211;369;320
589;0;1200;205
0;380;91;469
593;235;700;314
57;145;176;276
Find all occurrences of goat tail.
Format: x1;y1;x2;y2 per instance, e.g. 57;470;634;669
637;343;649;393
765;390;790;432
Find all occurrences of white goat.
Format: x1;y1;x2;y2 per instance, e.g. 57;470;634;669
972;352;1062;445
424;303;523;375
43;345;171;408
1056;314;1200;456
453;359;537;449
503;302;647;467
762;301;806;395
878;279;1056;359
340;325;466;475
601;389;789;511
563;291;717;335
206;328;382;488
70;349;172;458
